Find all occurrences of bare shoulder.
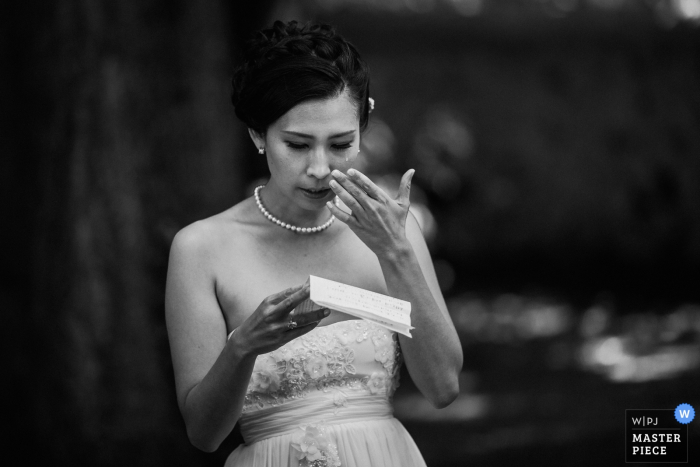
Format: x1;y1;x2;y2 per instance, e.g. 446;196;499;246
169;197;257;263
170;218;216;259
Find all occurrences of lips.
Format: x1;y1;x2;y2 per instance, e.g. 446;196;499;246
300;187;332;199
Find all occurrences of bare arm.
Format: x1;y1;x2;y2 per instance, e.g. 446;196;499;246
165;224;326;452
327;169;462;408
378;212;462;408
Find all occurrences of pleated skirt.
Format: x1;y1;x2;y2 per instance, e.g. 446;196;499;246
224;416;427;467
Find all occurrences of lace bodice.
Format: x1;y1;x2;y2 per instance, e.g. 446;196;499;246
243;319;402;413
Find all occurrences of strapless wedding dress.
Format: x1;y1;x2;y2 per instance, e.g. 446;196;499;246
225;319;427;467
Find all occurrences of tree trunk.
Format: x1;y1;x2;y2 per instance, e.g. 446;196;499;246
13;1;242;464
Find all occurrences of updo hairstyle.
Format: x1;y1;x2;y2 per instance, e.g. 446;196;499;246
231;20;371;134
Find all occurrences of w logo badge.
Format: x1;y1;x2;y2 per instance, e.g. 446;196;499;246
675;403;695;424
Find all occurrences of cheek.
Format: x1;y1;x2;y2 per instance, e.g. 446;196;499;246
343;148;360;165
266;149;294;171
329;155;352;172
268;153;313;182
345;148;368;172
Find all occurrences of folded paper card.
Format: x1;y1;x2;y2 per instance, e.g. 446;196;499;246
295;275;413;337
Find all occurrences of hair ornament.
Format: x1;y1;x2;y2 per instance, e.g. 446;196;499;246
368;97;375;113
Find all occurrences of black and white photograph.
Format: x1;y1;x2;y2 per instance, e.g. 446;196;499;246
4;1;700;465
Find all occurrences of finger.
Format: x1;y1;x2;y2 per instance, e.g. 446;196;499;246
326;199;354;224
396;169;415;207
346;169;385;201
330;170;371;210
288;307;330;329
329;178;364;214
288;307;330;331
267;282;306;305
271;283;310;317
284;318;322;339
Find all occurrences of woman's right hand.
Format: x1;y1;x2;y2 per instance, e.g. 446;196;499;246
232;279;329;356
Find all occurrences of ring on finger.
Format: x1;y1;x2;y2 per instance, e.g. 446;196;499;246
287;320;298;330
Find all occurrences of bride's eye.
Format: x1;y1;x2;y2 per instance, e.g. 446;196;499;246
286;142;308;150
332;142;353;151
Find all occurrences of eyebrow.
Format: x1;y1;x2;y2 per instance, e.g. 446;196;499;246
281;130;356;139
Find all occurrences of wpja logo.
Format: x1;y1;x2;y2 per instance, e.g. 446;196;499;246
626;404;694;463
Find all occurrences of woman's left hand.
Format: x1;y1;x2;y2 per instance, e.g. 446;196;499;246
326;168;415;258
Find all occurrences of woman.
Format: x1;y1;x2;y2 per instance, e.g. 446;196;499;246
165;20;462;466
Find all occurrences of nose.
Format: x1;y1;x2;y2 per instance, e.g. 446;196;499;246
306;147;331;180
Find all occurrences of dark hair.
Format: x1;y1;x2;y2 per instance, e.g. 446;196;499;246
231;20;370;133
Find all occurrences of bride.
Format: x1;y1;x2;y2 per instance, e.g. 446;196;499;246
165;20;463;466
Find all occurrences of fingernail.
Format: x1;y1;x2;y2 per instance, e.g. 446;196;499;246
332;170;342;177
326;201;333;209
329;180;338;188
348;168;356;176
324;309;331;316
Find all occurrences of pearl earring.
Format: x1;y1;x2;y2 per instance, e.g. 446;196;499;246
258;147;265;155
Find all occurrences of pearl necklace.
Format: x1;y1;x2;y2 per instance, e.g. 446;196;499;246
254;185;336;234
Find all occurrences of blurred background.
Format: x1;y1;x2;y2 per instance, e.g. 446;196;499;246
3;0;700;465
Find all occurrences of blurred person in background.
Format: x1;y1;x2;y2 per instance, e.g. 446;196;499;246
165;20;462;467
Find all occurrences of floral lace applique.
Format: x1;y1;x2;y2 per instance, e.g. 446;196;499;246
290;423;341;467
332;389;348;415
371;329;396;375
367;371;387;394
248;355;282;393
368;324;402;396
243;320;401;412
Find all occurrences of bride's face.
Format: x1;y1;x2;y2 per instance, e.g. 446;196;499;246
254;89;360;210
